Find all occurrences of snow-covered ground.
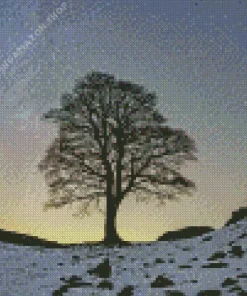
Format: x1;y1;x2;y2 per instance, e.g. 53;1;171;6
0;219;247;296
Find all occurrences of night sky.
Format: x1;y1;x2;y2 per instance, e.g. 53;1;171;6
0;0;247;243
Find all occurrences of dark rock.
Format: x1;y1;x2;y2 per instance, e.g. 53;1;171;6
165;291;185;296
229;285;244;293
71;255;81;266
197;290;221;296
157;226;214;241
72;255;80;261
117;285;135;295
150;275;174;288
237;273;247;278
53;286;68;296
97;279;113;289
53;275;92;295
118;255;124;259
191;257;198;261
182;247;191;251
236;290;247;296
239;232;247;239
207;251;226;261
88;258;111;278
221;277;238;287
191;279;198;283
201;262;228;268
79;282;92;287
154;258;165;264
228;245;245;258
202;235;212;242
62;275;82;283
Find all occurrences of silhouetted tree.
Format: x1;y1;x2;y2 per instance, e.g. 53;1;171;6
38;72;197;245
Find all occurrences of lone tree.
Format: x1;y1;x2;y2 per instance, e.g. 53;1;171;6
38;72;197;245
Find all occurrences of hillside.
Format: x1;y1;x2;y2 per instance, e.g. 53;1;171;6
224;206;247;226
0;228;69;248
157;226;214;241
0;214;246;295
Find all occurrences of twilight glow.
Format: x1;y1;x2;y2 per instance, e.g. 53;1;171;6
0;0;247;243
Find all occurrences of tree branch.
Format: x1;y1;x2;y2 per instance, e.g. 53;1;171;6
79;156;106;179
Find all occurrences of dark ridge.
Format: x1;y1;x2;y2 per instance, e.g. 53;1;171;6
0;228;69;248
157;226;214;241
0;229;132;249
224;207;247;226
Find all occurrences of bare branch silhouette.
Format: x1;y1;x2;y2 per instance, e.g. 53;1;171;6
38;71;197;245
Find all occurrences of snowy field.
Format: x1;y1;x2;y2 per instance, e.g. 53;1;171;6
0;219;247;296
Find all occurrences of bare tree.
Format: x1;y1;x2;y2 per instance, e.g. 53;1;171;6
38;72;197;245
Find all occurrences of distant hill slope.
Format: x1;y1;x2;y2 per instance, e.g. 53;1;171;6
3;205;246;248
224;206;247;227
157;226;214;241
0;228;69;248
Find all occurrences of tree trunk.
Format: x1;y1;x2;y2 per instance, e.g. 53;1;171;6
102;196;123;245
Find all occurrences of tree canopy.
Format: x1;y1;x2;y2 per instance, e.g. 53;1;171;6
38;72;197;244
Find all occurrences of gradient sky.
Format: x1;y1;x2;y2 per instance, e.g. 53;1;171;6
0;0;247;243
